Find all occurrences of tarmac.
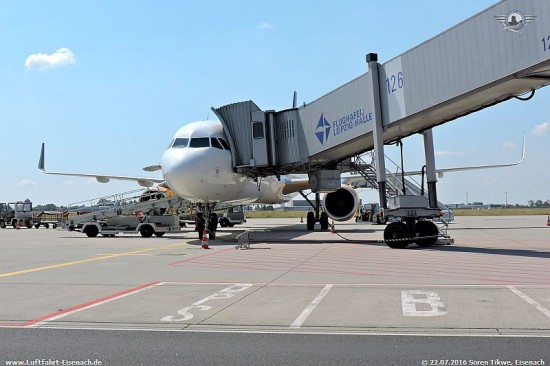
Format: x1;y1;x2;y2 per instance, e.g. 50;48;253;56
0;215;549;336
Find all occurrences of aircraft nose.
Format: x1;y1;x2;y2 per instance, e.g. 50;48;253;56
161;148;204;198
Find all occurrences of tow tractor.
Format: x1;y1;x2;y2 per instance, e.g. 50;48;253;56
0;199;34;229
64;189;188;237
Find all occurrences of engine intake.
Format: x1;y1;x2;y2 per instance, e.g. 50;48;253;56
323;185;359;222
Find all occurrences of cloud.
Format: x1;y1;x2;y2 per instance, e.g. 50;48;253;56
502;141;516;149
259;22;273;30
25;47;76;70
17;179;37;187
531;122;550;136
435;150;465;156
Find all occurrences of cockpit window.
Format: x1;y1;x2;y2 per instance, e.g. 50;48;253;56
189;137;210;148
218;138;230;150
172;138;189;148
210;138;223;150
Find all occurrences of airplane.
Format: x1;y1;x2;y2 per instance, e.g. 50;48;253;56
39;120;345;235
38;121;526;238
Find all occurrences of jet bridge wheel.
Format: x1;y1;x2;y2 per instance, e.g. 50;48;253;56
383;222;412;249
414;220;439;247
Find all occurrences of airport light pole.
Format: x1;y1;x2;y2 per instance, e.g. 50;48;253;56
505;192;508;208
466;192;469;206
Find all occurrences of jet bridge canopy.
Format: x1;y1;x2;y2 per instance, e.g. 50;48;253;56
215;0;550;177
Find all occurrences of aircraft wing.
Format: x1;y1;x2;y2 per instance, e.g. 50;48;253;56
406;134;526;178
38;143;164;188
345;134;526;184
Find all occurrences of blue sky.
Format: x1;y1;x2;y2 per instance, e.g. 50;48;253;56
1;1;549;206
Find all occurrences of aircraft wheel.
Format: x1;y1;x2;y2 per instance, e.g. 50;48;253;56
306;212;315;231
383;222;410;249
140;225;154;238
84;225;99;238
197;222;205;239
35;224;40;229
319;212;329;230
0;221;6;229
208;213;218;240
45;223;50;229
415;220;439;247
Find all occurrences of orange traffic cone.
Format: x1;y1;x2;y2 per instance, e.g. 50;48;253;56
201;228;210;249
546;215;550;227
330;220;336;234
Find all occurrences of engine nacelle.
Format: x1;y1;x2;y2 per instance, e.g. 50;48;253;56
323;185;359;222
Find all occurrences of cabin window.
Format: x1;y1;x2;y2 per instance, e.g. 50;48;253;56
172;138;189;148
189;137;210;148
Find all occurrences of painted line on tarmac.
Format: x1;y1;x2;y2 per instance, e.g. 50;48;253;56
0;243;185;278
290;284;333;328
0;282;164;328
17;325;550;338
507;285;550;319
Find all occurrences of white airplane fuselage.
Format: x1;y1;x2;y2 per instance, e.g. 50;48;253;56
160;120;288;205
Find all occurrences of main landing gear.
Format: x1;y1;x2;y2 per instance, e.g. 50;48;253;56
301;192;329;231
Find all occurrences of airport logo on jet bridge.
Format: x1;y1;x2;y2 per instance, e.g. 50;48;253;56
495;10;536;33
315;113;331;145
316;110;373;145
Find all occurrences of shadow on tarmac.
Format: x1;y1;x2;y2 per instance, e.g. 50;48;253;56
419;245;550;259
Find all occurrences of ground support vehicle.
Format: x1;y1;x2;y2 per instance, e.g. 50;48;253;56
64;189;187;238
0;200;34;229
33;211;66;229
218;206;247;227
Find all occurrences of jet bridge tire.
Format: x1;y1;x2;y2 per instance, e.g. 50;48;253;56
414;221;439;247
306;212;315;231
140;225;154;238
319;212;329;230
383;222;411;249
84;225;99;238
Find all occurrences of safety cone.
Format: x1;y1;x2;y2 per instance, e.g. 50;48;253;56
330;220;336;234
546;215;550;227
201;228;210;249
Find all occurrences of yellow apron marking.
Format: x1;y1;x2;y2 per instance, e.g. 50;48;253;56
0;243;186;278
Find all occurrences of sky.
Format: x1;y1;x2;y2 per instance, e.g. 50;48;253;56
1;0;549;207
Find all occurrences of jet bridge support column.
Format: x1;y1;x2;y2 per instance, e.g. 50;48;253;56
423;129;438;209
367;53;387;209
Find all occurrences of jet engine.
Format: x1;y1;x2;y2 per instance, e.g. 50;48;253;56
323;185;359;222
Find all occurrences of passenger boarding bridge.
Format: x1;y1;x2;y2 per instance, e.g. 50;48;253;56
212;0;550;247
